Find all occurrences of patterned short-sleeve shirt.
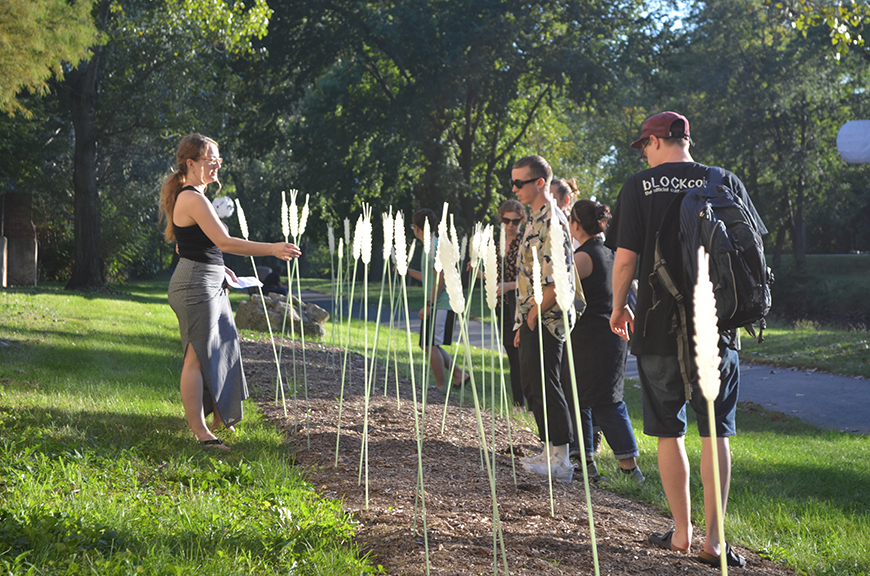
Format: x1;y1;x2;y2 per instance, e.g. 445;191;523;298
516;202;575;341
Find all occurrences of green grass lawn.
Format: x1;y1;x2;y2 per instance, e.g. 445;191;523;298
2;278;869;575
0;282;374;575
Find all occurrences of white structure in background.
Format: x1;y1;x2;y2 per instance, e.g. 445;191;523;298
837;120;870;164
212;196;235;219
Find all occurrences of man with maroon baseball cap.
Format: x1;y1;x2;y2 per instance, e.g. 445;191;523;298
629;111;692;149
605;111;766;569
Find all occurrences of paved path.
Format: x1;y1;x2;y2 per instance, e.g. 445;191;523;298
299;289;869;435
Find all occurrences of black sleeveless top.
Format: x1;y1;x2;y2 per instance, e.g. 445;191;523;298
174;186;224;266
575;236;613;323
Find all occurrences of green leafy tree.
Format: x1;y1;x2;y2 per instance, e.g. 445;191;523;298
60;0;271;289
232;0;661;232
672;0;870;266
767;0;870;60
0;0;101;118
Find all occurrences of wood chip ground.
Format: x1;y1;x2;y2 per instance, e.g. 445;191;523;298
242;338;799;576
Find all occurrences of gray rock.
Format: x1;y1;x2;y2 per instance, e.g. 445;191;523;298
235;293;328;339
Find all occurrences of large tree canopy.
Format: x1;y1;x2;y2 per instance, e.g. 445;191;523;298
0;0;101;118
61;0;272;289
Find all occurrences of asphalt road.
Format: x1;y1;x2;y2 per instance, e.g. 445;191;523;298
297;289;869;435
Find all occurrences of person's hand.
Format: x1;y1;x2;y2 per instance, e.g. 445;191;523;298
225;266;239;283
496;282;507;296
272;242;301;261
513;328;520;348
610;306;634;342
418;307;426;320
526;307;538;330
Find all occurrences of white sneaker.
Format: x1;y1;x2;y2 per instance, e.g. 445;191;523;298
526;455;574;483
520;446;549;466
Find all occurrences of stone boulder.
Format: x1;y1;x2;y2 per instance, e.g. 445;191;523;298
234;293;329;338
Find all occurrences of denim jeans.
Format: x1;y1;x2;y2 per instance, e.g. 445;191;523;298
569;402;640;461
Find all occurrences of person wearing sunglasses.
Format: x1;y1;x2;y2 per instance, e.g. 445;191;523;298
160;133;301;451
511;155;577;483
493;200;526;407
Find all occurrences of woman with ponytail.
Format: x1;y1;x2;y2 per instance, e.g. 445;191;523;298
160;134;300;450
565;199;644;483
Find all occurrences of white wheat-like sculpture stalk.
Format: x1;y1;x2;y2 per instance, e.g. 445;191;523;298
693;245;728;574
694;246;722;401
532;245;543;305
353;214;363;262
344;217;351;247
289;189;299;239
299;195;310;237
407;238;417;267
382;210;394;261
439;232;465;315
549;200;600;571
423;216;431;255
361;204;373;265
328;226;335;255
500;222;506;258
484;227;498;311
459;235;468;267
281;191;289;239
549;200;573;312
395;212;408;277
338;237;344;260
235;199;249;239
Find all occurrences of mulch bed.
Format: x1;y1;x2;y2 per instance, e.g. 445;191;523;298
242;337;798;576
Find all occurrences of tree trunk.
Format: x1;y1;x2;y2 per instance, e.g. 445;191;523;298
65;51;103;290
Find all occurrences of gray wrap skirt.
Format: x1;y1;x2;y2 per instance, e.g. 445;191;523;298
168;258;248;427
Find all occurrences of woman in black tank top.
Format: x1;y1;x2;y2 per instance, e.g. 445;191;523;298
564;199;644;483
159;134;301;451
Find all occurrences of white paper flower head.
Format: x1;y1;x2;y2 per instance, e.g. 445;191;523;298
407;237;417;264
423;216;431;255
344;217;351;247
212;196;234;219
484;226;498;311
299;194;310;237
438;232;465;314
281;191;289;239
693;246;722;401
352;214;363;261
328;226;336;256
433;232;443;274
361;204;373;265
394;211;408;276
500;222;506;257
234;199;249;240
289;189;299;239
532;245;543;305
549;199;573;313
459;235;468;265
469;223;482;264
382;210;394;261
338;236;344;260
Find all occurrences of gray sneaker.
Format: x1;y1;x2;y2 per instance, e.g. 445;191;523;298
621;466;646;484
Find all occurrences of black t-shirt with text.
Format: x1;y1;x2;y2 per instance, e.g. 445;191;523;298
604;162;766;356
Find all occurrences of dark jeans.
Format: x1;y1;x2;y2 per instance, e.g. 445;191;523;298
575;403;640;461
519;322;573;446
500;295;523;406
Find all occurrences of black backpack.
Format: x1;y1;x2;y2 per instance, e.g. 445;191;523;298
650;167;773;397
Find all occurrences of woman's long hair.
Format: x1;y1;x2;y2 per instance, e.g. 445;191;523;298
158;134;218;242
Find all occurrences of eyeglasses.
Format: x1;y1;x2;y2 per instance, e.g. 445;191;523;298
501;217;522;226
510;177;538;189
200;156;223;166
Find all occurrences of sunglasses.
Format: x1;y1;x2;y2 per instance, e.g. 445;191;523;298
501;217;522;226
510;177;538;189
